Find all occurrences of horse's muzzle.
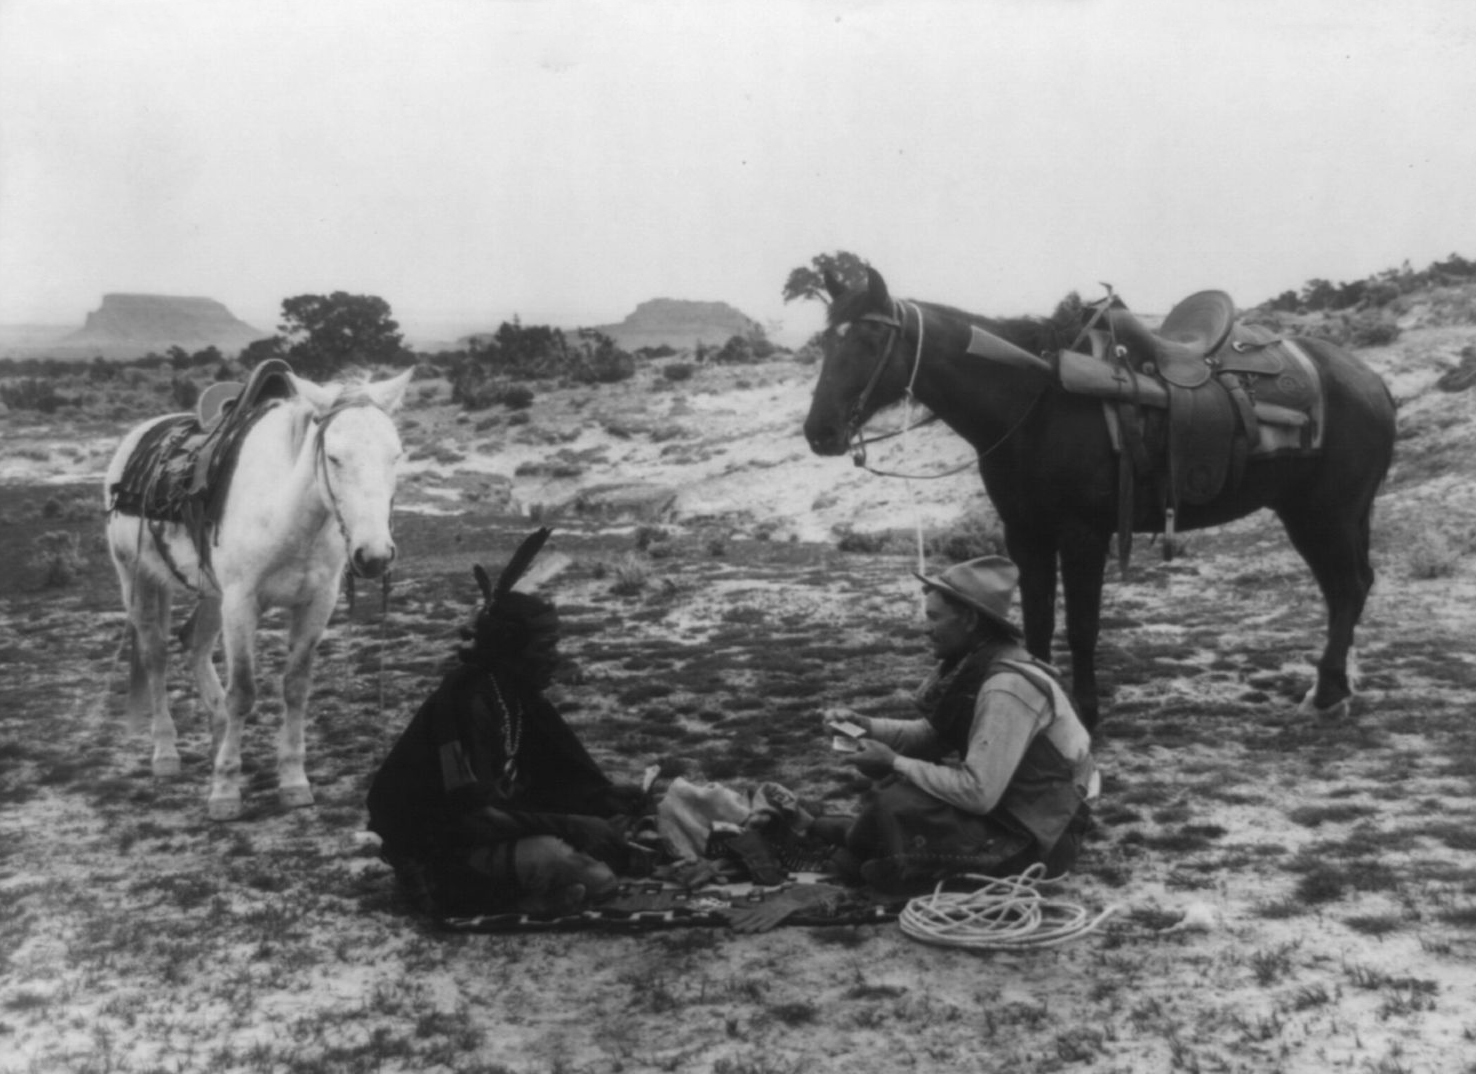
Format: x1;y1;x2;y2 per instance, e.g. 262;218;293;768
803;420;849;457
351;543;396;579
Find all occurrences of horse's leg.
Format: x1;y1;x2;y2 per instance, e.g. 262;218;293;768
1006;522;1060;663
185;597;226;759
276;588;337;809
121;571;182;776
1057;521;1111;733
209;593;259;821
1277;505;1375;718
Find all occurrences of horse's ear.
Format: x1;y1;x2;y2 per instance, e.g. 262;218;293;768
865;266;890;309
823;271;847;302
363;368;414;414
285;372;338;412
473;564;495;603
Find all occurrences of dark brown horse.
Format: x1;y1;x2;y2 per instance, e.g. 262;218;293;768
803;268;1396;731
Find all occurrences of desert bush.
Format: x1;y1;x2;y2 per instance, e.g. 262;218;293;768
1348;317;1400;348
633;525;670;553
450;362;534;410
498;384;535;410
926;507;1005;562
661;362;695;382
41;492;96;523
833;526;912;555
568;331;636;384
792;338;824;365
1406;530;1461;579
1435;346;1476;392
1291;312;1399;350
469;319;568;380
609;554;651;596
0;378;69;413
31;531;86;588
712;334;758;365
170;376;200;411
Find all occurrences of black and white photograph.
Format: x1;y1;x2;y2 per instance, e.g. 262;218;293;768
2;1;1475;1071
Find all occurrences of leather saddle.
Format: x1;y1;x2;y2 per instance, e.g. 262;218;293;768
108;359;297;584
1056;292;1322;567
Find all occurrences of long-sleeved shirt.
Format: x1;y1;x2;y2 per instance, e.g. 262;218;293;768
868;665;1092;816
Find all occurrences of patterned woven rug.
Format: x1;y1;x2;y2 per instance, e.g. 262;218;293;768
438;877;903;934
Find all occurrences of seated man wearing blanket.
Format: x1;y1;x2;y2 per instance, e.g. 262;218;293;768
367;529;646;917
821;556;1097;895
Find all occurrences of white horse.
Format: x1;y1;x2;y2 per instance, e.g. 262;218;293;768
104;367;412;820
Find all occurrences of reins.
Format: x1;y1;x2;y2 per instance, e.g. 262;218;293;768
315;394;396;715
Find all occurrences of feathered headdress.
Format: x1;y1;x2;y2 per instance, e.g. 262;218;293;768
460;528;560;666
473;526;552;607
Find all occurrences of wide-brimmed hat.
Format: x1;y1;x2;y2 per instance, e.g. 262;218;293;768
914;555;1023;638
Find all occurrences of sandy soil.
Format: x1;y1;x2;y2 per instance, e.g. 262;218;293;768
2;324;1475;1074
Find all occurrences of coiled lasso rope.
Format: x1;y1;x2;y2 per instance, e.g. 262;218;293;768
899;863;1120;951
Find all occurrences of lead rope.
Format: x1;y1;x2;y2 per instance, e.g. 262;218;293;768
898;301;928;590
899;863;1119;950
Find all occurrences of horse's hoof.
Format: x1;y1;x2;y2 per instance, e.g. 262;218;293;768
152;755;182;778
279;785;315;809
208;795;243;821
1298;692;1351;721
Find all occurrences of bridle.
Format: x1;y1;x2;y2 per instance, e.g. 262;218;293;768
842;299;916;450
838;299;1046;480
311;396;397;600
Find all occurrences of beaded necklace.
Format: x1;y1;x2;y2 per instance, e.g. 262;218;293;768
485;671;523;796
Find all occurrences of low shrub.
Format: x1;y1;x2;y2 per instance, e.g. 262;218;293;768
926;507;1005;562
31;531;86;588
1407;529;1462;579
497;385;535;410
608;554;651;596
170;376;200;411
0;378;68;413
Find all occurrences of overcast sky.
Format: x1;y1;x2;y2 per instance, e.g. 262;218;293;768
2;0;1474;343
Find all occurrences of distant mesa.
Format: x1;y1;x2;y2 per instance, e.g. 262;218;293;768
592;298;761;351
463;298;762;353
5;294;270;360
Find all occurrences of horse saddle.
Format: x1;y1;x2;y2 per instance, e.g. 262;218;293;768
1056;292;1323;566
108;359;298;579
1106;290;1236;388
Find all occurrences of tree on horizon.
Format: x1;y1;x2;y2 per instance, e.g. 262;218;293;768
276;292;408;379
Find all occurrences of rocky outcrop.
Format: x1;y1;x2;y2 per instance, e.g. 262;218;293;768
592;299;760;352
52;294;268;359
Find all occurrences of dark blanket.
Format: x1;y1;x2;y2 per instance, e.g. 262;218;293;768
367;663;643;883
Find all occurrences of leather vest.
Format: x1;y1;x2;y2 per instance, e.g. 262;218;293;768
923;647;1087;853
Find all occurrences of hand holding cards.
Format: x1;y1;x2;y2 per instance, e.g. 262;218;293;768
829;717;868;753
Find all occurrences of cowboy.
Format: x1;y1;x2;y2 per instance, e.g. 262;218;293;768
821;556;1096;894
367;529;646;917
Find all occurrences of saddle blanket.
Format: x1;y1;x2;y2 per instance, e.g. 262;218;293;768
439;877;902;935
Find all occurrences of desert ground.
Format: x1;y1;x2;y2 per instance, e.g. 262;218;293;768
2;303;1475;1074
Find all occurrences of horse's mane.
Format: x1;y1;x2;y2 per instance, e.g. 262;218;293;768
917;300;1081;355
